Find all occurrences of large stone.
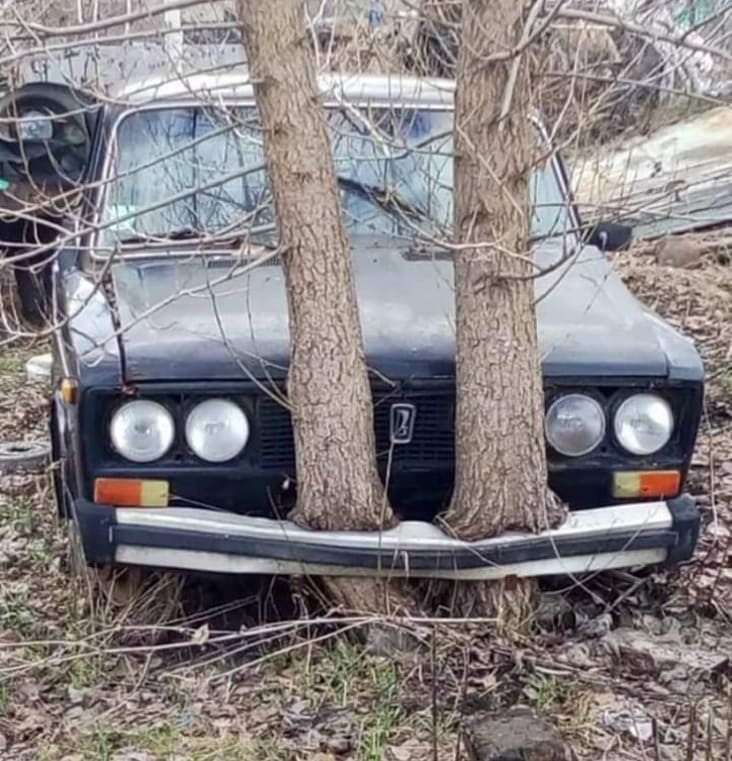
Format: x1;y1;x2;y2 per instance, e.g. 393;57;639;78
652;237;704;268
463;707;574;761
600;627;729;679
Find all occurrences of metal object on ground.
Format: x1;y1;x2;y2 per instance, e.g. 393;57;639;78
0;440;51;472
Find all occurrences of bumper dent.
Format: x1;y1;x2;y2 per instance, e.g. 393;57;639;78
74;496;700;580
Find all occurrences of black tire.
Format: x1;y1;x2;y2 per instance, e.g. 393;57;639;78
50;403;72;518
14;265;51;325
0;440;51;474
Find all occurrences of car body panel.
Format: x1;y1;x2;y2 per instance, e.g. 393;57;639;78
62;235;703;385
74;496;699;579
16;70;703;578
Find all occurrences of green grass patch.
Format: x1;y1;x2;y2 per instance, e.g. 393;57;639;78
0;496;35;535
357;656;403;761
289;639;405;761
0;589;38;638
0;351;25;376
68;653;109;691
0;682;10;716
522;671;578;713
74;721;284;761
720;370;732;398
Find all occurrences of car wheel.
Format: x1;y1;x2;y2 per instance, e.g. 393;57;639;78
65;516;148;613
50;403;71;518
15;265;51;325
66;516;90;579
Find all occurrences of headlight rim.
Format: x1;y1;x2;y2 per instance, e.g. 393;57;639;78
109;398;176;464
612;391;675;456
544;391;607;458
184;397;250;464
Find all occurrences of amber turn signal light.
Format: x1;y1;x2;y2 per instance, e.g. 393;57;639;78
60;378;78;404
612;470;681;499
94;478;169;507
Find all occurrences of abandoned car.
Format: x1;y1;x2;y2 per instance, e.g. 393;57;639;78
0;73;703;580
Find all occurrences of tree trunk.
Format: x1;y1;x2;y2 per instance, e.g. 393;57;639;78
238;0;405;613
443;0;565;629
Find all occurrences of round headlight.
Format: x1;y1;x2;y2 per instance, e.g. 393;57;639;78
614;393;673;455
185;399;249;463
110;400;175;463
545;394;606;457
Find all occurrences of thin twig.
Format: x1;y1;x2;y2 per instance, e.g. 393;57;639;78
431;623;439;761
499;0;547;126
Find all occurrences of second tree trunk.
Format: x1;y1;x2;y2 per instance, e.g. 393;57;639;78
445;0;565;541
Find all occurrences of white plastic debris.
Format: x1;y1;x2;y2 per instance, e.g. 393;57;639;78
602;708;654;743
25;353;52;384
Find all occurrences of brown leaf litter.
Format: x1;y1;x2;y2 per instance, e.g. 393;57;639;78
0;250;731;759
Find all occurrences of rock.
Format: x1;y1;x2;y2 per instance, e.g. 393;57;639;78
602;708;654;742
387;741;438;760
66;685;86;705
578;612;613;638
652;237;704;268
365;624;420;656
600;627;729;679
325;734;351;754
535;593;574;630
463;707;573;761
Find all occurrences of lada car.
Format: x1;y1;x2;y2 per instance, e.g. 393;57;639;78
0;73;703;580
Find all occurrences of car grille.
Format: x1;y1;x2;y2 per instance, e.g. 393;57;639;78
258;388;455;471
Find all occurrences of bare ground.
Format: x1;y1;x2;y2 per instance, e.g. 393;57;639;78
0;250;730;760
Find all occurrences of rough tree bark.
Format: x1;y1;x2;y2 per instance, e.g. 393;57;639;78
237;0;406;613
442;0;565;629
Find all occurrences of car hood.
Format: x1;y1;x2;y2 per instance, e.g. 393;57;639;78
69;235;703;385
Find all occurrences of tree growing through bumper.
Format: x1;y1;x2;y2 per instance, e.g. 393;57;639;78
445;1;565;537
438;0;566;625
237;0;409;614
239;0;564;624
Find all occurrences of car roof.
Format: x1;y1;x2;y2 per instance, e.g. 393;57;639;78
115;70;456;108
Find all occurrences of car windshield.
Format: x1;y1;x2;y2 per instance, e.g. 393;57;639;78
99;104;576;249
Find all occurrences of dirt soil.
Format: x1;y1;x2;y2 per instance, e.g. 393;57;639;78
0;250;730;761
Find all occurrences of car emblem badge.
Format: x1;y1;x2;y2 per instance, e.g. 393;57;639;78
390;403;416;445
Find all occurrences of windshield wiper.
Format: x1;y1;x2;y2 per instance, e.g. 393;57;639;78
117;225;280;250
117;227;202;245
337;176;428;220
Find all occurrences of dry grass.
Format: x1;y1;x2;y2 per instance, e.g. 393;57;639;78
0;252;731;759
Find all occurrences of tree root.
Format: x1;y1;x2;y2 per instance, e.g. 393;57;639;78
446;577;538;639
320;576;424;654
432;489;566;637
321;576;411;615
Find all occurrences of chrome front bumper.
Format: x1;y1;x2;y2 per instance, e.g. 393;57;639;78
74;497;700;580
